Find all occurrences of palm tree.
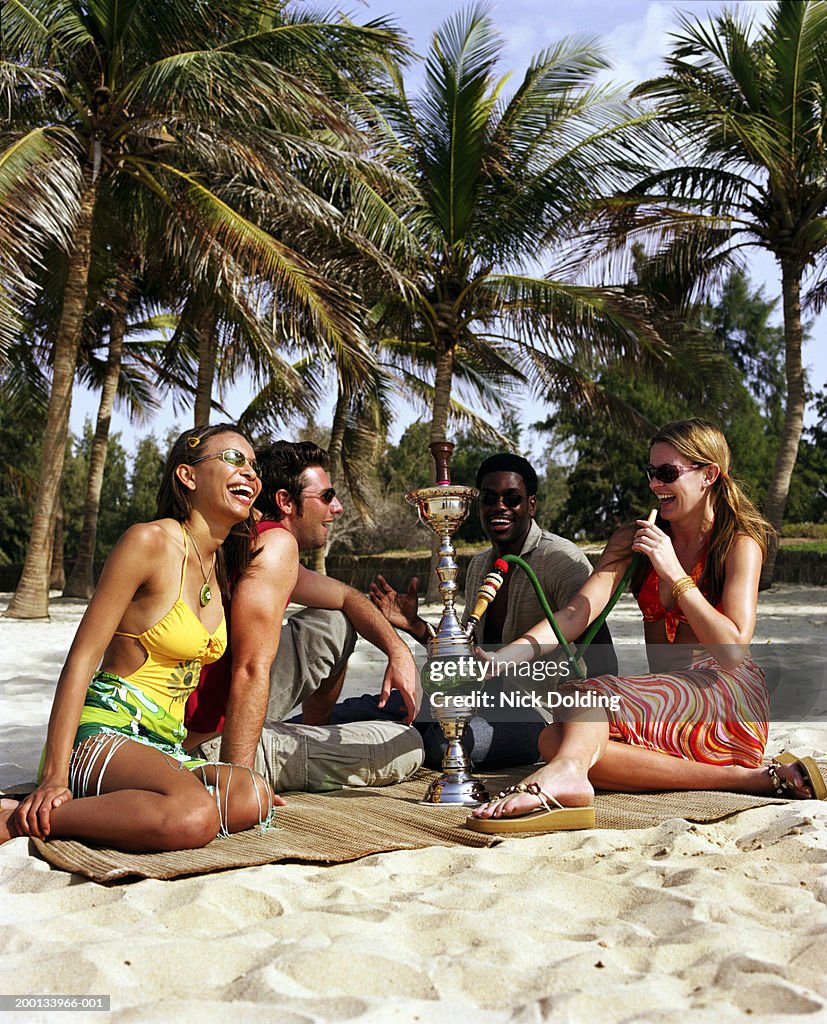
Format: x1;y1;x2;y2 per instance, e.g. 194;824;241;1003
0;336;51;567
62;259;170;598
0;232;168;597
0;0;399;617
368;3;661;452
626;0;827;584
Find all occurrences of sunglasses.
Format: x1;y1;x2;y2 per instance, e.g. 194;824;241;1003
191;448;260;476
645;463;703;484
479;489;524;508
302;487;337;504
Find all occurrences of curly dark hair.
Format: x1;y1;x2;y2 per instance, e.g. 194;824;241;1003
254;440;331;521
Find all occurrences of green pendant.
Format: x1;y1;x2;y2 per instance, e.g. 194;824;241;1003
199;582;212;607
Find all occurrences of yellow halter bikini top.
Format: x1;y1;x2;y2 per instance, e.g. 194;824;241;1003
113;523;227;720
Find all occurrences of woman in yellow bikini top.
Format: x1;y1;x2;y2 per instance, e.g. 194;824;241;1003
68;523;230;755
2;424;282;852
112;522;227;720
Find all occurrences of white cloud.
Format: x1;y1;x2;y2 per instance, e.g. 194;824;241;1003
597;2;679;88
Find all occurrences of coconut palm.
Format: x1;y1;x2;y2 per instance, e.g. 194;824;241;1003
0;0;401;617
236;328;515;571
62;262;170;598
367;3;662;452
624;0;827;584
1;232;168;597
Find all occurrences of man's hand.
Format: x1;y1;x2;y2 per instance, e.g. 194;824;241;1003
369;575;421;631
377;644;421;724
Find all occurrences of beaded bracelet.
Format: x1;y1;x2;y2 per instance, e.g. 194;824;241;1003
671;575;697;602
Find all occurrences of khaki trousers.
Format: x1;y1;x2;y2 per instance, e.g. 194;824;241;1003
193;719;424;793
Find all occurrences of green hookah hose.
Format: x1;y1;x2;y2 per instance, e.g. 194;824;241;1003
501;551;645;680
500;555;585;676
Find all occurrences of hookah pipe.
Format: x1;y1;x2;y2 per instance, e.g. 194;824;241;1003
467;509;659;679
466;557;587;678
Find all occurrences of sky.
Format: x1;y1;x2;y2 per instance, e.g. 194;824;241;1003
70;0;825;456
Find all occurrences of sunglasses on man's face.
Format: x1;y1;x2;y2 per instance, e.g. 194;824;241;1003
191;448;260;476
302;487;337;504
645;462;703;484
479;488;525;508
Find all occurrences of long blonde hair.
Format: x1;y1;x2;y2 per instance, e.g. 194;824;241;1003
634;418;775;604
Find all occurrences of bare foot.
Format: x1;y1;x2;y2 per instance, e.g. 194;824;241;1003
0;799;22;843
766;762;822;800
472;758;594;819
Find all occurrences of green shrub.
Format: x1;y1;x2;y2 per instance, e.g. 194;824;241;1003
780;522;827;539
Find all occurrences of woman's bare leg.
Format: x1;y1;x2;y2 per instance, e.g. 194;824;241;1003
2;738;219;850
536;726;817;796
195;763;280;834
472;720;820;821
587;739;816;797
0;740;281;848
0;800;20;841
472;716;609;819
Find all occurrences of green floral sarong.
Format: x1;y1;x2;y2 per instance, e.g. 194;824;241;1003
74;671;207;769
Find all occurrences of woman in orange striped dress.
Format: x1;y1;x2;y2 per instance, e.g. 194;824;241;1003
470;418;825;833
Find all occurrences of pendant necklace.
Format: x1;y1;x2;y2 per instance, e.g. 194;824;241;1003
184;527;215;607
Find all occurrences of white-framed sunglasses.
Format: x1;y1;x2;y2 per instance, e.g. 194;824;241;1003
191;448;260;476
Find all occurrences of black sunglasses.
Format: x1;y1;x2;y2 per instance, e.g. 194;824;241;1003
191;448;260;476
302;487;337;504
479;488;524;508
645;463;703;484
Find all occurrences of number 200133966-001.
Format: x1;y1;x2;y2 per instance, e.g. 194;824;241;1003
0;996;110;1011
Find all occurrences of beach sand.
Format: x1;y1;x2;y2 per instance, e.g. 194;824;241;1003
1;585;825;1023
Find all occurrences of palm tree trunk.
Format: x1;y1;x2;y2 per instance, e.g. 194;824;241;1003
50;496;65;592
759;260;806;589
308;384;349;574
328;385;347;472
64;288;128;598
426;343;455;600
6;176;98;619
194;305;218;426
429;345;454;447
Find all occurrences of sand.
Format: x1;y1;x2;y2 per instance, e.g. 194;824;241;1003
1;584;825;1023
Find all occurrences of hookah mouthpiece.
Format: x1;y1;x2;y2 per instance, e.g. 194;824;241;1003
467;558;510;625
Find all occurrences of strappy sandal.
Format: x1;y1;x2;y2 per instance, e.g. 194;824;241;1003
466;781;595;834
767;753;827;801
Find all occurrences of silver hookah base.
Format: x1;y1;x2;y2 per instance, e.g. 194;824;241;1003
421;771;491;806
420;707;490;806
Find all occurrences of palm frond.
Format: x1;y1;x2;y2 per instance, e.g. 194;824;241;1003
417;3;504;245
135;161;375;385
481;273;664;364
2;0;93;62
0;127;81;291
521;350;658;435
122;49;357;139
235;363;324;434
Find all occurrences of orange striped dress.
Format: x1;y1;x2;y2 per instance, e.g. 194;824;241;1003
570;565;768;768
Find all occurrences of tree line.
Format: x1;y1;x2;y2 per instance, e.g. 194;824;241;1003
2;264;824;579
